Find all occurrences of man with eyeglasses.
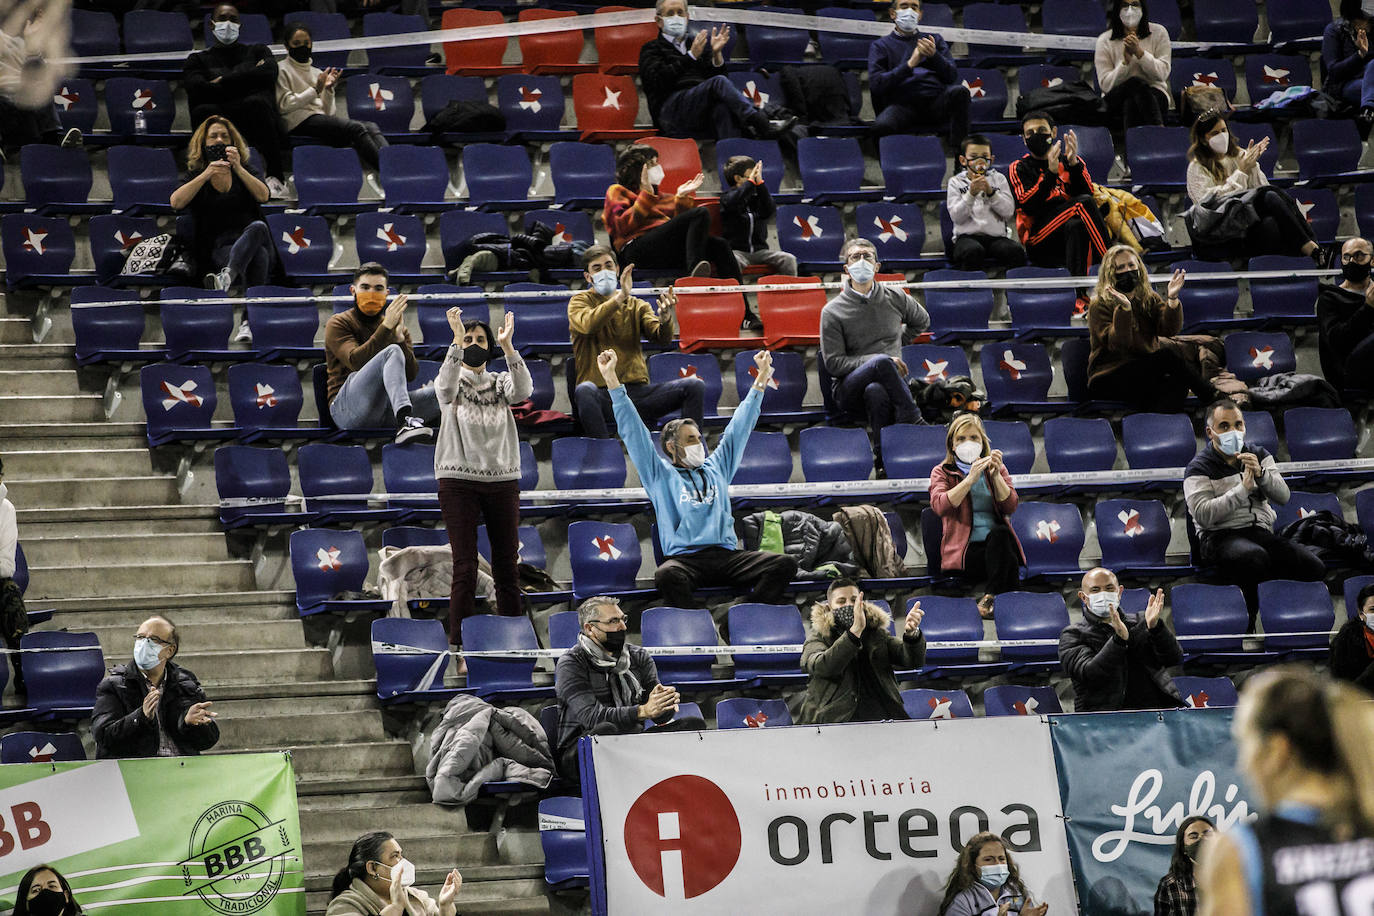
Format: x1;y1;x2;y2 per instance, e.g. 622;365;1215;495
553;596;704;781
1317;236;1374;395
92;615;219;759
820;238;929;433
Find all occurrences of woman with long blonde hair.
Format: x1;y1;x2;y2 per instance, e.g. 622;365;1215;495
1197;668;1374;915
939;831;1049;916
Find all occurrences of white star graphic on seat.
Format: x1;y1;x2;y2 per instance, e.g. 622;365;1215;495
922;359;948;382
21;228;47;254
601;86;622;109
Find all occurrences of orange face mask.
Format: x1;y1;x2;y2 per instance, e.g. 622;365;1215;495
355;289;387;316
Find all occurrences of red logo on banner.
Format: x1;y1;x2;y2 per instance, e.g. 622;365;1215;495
624;775;741;899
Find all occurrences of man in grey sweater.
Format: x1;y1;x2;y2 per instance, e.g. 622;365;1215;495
820;238;930;431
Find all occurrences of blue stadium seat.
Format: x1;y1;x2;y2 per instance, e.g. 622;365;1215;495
266;214;337;284
993;591;1069;672
814;6;874;69
1126;126;1191;194
496;75;576;143
227;364;321;443
1273;490;1344;533
715;697;793;729
799;427;875;484
2;215;88;289
159;290;239;363
1356;185;1374;238
289;12;350;71
745;6;811;68
983;685;1063;717
733;350;823;425
1284;407;1360;483
214;445;311;529
925;269;1003;342
1243;54;1311;111
1044;417;1117;475
1345;574;1374;620
547;610;580;650
1259;579;1333;658
439;211;514;277
642;606;740;691
1192;0;1260;46
727;603;807;687
503;283;573;355
549;142;616;209
1358;490;1374;542
244;286;322;362
88;214;159;286
1011;502;1085;581
420;74;497;141
1290;188;1339;245
980;342;1063;415
24;632;102;721
857;203;931;269
1122;412;1195;473
462;614;554;702
290;528;393;617
107;145;179;215
1170;259;1246;330
344;75;416;138
363;13;433;76
293;146;369;215
962;3;1033;66
552;437;641;515
140;363;236;447
383;526;448;550
901;688;975;720
122;11;193;74
775;205;845;272
1169;57;1239;106
567;520;656;601
878;135;947;201
355;212;430;282
371;618;460;705
382;442;441;521
52;78;98;137
647;352;723;423
733;431;796;507
915;595;1011;679
462;143;538;211
1291;119;1369;186
799;137;877;204
1059;337;1107;408
1007;266;1081;339
1171;582;1266;664
1173;675;1239;708
982;420;1037;476
902;343;971;385
961;69;1012;128
1018;65;1082;99
1095;498;1181;577
477;525;570;603
71;288;150;366
299;443;402;524
726;71;784;114
0;731;84;764
1223;331;1295;383
104;78;176;139
1248;256;1319;326
539;797;590;888
1041;0;1106;42
1240;408;1280;457
416;286;485;358
20;145;98;215
525;209;596;248
880;424;951;485
69;10;120;78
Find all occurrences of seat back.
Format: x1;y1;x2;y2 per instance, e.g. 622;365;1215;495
463;140;535;205
548;610;580;650
244;286;319;353
539;796;590;886
880;424;951;481
775;206;845;267
903;344;971;385
1273;490;1344;533
21;145;92;209
379;145;452;208
141;363;219;437
288;12;351;70
983;685;1063;717
674;277;747;349
593;6;657;74
960;68;1010;122
0;731;85;764
1125;126;1191;189
461;614;542;695
567;520;642;597
1259;579;1334;650
1044;417;1117;473
123;10;193;56
1011;502;1084;577
993;592;1070;661
1173;675;1239;709
107;145;178;211
299;443;376;515
715;697;793;729
2;214;77;284
915;595;983;663
266;214;335;279
857;203;927;264
382;526;449;550
214;445;292;521
552;438;627;490
381;443;439;509
981;420;1035;475
497;74;567;134
345;75;415;134
734;431;794;486
901;688;975;719
24;632;103;715
372;617;451;699
550;142;616;207
1285;407;1356;463
980;342;1053;405
441;9;509;74
1171;583;1249;651
362;12;430;73
757;274;828;341
1223;331;1295;383
1122;412;1196;469
647;352;723;420
1244;54;1311;105
105;78;176;135
799;427;874;482
439;211;510;267
798;137;865;197
520;9;587;73
293;146;364;211
356;212;427;275
160;295;233;359
290;528;372;608
1007;266;1077;335
641;607;720;684
1095;498;1172;570
727;603;805;679
72;289;144;361
1248;256;1317;323
925;269;995;333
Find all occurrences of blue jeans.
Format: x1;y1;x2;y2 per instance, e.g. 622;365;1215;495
329;343;440;429
661;75;761;140
574;379;706;438
836;354;918;428
211;220;274;288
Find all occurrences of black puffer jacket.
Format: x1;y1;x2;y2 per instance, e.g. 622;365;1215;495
1281;510;1374;580
91;660;220;759
738;510;859;578
1058;614;1184;712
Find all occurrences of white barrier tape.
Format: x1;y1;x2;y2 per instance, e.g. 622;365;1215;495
69;269;1341;310
218;459;1374;509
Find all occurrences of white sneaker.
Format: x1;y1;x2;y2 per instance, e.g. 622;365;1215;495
234;320;253;343
394;415;434;446
265;176;289;199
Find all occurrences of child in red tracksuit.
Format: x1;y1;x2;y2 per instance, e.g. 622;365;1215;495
1010;110;1111;279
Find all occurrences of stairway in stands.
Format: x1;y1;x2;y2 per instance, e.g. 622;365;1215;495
0;310;553;914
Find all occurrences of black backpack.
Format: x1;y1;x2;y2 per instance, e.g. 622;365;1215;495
779;64;854;125
1015;80;1108;126
423;98;506;138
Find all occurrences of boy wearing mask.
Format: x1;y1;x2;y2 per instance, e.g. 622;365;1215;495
1010;110;1111;282
946;134;1026;271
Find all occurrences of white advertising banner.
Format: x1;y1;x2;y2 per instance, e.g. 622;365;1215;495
589;717;1076;914
0;761;138;877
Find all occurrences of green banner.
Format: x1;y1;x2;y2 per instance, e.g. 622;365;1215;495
0;753;304;915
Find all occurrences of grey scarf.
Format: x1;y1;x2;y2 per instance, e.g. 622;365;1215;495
578;633;641;708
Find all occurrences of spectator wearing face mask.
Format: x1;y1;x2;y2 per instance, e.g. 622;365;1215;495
1322;0;1374;131
1317;236;1374;396
598;348;798;608
14;865;81;916
1095;0;1172;133
946;134;1026;271
820;238;929;432
939;831;1049;916
327;831;460;916
1330;583;1374;691
1184;399;1325;621
868;0;970;144
91;615;220;759
183;3;289;197
568;245;700;438
1059;568;1183;712
1155;816;1215;916
1087;243;1222;411
1012;110;1111;279
276;23;387;170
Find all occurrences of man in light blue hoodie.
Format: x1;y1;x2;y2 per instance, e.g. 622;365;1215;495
598;348;797;608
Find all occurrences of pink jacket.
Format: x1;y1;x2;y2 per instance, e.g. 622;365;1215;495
928;463;1025;573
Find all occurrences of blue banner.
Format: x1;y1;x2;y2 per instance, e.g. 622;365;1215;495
1049;709;1257;916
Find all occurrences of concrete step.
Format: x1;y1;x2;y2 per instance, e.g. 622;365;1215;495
303;835;497;879
0;448;155;478
37;588;293;616
21;532;229;566
223;739;416;778
213;678;375;703
7;475;182;509
0;317;73;345
214;695;376;718
175;648;333;685
0;421;146;450
19;512;222;537
0;394;110;423
51;604;298;630
78;619;306;657
0;369;84;396
25;559;256;600
0;343;74;363
215;709;387;750
297;773;428;798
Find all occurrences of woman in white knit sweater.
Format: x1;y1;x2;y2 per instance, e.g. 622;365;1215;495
1184;109;1321;263
433;309;532;643
275;22;388;169
1094;0;1172;132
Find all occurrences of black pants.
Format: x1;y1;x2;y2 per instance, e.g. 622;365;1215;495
1200;525;1325;621
1025;195;1111;276
438;477;523;639
618;208;743;282
1245;187;1318;258
871;84;972;145
950;233;1027;272
191;98;288;180
0;95;62;154
557;716;707;783
655;546;797;608
290;114;389;171
1343;334;1374;392
1088;348;1217;412
960;525;1021;595
1104;77;1168;130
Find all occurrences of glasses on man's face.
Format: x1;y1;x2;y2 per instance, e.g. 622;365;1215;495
136;633;173;648
1342;251;1372;264
845;252;877;264
594;616;629;629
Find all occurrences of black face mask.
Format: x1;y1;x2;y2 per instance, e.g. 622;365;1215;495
1342;261;1372;284
599;628;627;656
26;889;68;916
288;44;313;63
1183;840;1203;861
462;343;493;367
1113;271;1138;294
1025;132;1053;157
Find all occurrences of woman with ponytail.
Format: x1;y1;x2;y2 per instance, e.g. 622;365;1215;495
326;831;460;916
1198;667;1374;916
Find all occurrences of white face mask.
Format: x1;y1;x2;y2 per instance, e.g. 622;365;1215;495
679;442;707;468
954;441;983;465
847;259;876;286
1364;611;1374;633
1214;429;1244;456
1207;132;1230;155
661;15;688;40
894;8;920;32
380;858;416;888
212;20;240;44
591;269;617;297
1085;591;1120;619
646;164;665;189
1119;6;1142;28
